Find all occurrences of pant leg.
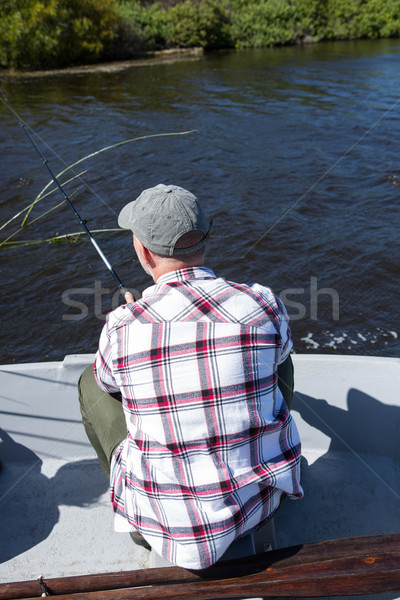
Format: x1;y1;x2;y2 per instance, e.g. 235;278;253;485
277;354;294;410
78;365;127;479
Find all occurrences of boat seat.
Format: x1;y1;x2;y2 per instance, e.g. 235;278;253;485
253;517;277;553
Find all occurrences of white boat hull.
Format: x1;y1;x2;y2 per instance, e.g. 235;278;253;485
1;354;399;598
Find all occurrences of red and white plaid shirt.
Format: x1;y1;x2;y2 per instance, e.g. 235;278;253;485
94;267;303;569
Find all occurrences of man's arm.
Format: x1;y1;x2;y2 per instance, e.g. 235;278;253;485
94;297;135;393
94;321;120;394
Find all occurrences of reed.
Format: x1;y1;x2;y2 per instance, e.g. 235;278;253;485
0;171;87;234
21;130;195;226
2;229;121;248
1;130;195;248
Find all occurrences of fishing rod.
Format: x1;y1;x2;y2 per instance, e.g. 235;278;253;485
0;88;126;293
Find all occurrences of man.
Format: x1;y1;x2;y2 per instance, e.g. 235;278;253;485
79;184;303;570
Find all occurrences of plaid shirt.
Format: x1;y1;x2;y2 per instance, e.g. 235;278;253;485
94;267;302;569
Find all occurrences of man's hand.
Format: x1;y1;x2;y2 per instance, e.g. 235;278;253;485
121;287;141;304
124;291;135;304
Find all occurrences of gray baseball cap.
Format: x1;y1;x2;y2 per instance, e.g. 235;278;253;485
118;184;212;257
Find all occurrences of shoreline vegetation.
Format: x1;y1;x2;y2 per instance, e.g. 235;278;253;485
0;0;399;72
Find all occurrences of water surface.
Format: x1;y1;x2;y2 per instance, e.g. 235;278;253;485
1;39;399;363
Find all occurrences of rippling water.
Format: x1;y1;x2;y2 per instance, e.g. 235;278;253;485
0;39;399;363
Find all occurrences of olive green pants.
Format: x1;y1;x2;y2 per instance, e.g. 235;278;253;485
78;356;294;479
78;365;127;479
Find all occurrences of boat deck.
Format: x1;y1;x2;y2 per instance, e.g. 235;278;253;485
1;353;400;598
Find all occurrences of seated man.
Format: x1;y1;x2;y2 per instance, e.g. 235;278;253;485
78;184;303;570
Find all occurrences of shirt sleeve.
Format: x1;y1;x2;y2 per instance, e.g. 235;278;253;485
250;282;293;364
94;318;120;394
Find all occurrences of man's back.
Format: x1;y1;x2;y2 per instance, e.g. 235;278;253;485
95;266;303;569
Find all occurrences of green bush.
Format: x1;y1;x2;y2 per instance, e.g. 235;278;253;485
300;0;400;40
355;0;400;38
0;0;58;69
118;1;169;50
166;0;232;48
0;0;120;70
324;0;361;39
230;0;298;47
295;0;329;41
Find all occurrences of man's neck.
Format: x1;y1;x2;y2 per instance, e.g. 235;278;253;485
152;260;204;282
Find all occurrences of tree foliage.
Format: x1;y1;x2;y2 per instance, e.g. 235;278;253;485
119;0;400;51
167;0;232;48
0;0;120;69
1;0;399;70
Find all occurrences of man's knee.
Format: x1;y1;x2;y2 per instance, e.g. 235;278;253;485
78;364;96;412
79;364;96;386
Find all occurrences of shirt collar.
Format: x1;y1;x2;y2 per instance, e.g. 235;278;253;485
156;266;216;285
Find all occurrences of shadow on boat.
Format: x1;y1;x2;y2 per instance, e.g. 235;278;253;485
276;388;400;547
0;429;108;564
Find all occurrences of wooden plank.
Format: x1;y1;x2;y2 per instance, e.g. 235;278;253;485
1;533;400;600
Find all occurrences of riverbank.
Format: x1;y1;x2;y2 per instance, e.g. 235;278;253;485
0;0;399;72
0;48;204;80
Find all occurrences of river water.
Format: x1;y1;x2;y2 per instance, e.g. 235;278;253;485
0;39;399;364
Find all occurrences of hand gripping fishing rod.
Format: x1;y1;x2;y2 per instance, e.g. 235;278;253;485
1;89;127;293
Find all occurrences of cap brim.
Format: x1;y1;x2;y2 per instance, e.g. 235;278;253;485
118;201;136;230
171;219;213;256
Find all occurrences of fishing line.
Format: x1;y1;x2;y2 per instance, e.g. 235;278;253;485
0;88;126;292
1;97;119;223
242;95;400;259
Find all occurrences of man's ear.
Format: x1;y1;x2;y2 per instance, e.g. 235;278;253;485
135;236;155;268
133;234;145;257
142;244;156;267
